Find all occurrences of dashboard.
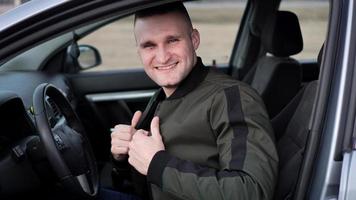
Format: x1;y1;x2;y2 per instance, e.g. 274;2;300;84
0;71;75;197
0;94;34;157
0;72;72;157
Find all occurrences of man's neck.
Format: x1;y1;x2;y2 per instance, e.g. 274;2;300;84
162;87;176;97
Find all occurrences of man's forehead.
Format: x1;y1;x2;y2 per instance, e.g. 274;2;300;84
134;14;188;39
134;12;188;29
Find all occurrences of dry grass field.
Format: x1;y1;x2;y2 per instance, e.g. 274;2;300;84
79;1;329;71
79;19;240;69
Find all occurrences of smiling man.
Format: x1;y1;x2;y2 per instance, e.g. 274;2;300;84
110;2;278;200
134;6;199;97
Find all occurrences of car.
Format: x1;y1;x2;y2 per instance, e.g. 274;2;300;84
0;0;354;199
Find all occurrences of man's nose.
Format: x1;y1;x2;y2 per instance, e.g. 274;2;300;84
156;46;170;64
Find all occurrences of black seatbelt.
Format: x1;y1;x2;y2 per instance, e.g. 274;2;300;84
132;88;165;200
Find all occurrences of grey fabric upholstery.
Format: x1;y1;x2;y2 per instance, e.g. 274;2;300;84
272;43;324;199
244;10;303;118
273;80;317;200
250;57;302;117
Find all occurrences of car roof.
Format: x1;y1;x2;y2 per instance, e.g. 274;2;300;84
0;0;68;32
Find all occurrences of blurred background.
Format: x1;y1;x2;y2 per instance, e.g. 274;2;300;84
0;0;329;71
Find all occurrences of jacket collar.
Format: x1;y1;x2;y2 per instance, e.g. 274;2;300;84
166;57;209;100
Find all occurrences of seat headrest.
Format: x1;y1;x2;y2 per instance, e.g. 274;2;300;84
262;11;303;57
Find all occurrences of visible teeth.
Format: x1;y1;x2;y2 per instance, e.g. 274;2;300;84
156;62;177;70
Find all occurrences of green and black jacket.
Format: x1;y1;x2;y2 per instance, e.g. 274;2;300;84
143;58;278;200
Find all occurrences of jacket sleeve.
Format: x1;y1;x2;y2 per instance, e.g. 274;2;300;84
147;84;279;200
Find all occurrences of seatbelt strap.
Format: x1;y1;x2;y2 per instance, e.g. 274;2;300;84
132;88;165;200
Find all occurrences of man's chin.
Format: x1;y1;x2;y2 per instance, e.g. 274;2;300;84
161;83;178;88
157;80;179;87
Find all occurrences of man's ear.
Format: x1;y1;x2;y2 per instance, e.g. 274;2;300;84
191;28;200;50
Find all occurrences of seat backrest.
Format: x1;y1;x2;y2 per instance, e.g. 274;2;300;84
273;80;317;200
273;42;324;200
244;11;304;118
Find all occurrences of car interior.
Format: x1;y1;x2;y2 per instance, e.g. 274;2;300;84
243;10;304;119
0;0;329;199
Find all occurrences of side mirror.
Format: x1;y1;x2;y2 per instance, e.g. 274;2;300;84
77;45;102;70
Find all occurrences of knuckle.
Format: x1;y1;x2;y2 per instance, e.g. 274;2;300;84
114;124;122;129
120;134;130;141
111;132;121;139
132;133;138;140
119;147;128;155
117;124;129;131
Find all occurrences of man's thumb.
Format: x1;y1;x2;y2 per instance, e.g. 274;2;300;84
131;111;142;128
150;116;161;139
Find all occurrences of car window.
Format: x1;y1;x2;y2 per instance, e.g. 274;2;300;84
279;0;329;60
79;1;247;71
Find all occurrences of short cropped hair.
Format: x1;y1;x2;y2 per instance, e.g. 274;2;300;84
134;1;192;28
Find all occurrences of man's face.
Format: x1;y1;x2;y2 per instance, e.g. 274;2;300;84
134;12;200;96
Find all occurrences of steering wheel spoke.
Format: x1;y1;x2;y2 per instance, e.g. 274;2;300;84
76;173;95;195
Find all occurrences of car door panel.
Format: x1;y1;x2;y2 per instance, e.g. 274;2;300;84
67;69;157;162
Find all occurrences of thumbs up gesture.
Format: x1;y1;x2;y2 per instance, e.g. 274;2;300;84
111;111;142;161
128;116;165;175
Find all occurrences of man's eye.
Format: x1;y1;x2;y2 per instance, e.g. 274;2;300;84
168;39;179;43
142;43;155;49
144;45;152;48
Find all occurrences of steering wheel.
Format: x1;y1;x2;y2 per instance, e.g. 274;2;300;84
32;83;98;198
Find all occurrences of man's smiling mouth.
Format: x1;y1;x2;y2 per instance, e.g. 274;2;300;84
155;62;179;70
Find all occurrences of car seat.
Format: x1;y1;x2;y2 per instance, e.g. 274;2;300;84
272;44;324;200
273;80;317;200
243;10;303;118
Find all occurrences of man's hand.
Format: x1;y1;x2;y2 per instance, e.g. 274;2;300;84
111;111;142;161
128;116;165;175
